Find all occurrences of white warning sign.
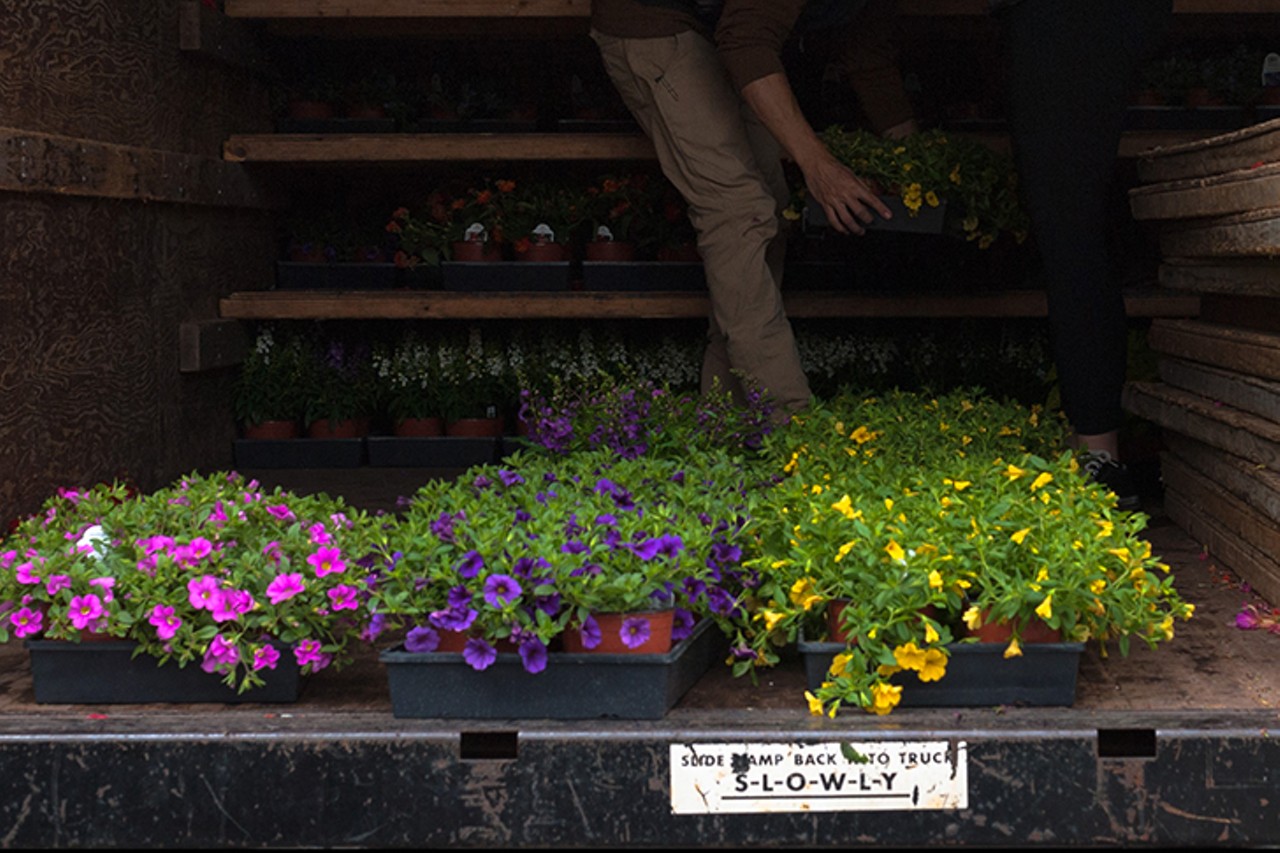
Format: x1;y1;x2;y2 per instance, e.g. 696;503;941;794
670;740;967;814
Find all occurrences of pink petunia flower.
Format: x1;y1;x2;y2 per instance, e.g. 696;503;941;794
307;546;346;577
266;573;305;604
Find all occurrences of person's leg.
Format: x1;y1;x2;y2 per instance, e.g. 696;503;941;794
591;28;811;420
1002;0;1171;466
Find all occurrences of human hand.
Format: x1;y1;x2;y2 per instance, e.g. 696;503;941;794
804;153;892;236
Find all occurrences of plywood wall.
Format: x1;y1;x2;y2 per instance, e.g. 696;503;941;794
0;0;275;525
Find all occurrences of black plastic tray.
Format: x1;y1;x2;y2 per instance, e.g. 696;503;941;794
441;261;572;291
799;637;1084;707
26;640;301;704
365;436;498;468
233;438;365;469
805;195;948;234
380;619;720;719
275;262;400;291
579;261;705;291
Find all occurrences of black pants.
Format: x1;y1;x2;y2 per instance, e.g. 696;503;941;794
999;0;1172;436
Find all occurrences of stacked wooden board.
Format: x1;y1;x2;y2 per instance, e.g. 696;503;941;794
1125;118;1280;606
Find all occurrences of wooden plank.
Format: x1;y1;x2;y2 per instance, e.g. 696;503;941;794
179;320;250;373
1198;294;1280;335
1158;206;1280;258
225;0;590;17
216;288;1198;321
1162;452;1280;588
1163;432;1280;525
225;0;1280;17
1164;489;1280;610
221;130;1218;165
1158;357;1280;424
179;0;271;75
1159;258;1280;296
0;126;273;209
1136;118;1280;184
223;133;657;163
1129;162;1280;221
1123;381;1280;467
1147;318;1280;382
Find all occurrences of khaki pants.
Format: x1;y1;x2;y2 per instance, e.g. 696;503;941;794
590;28;812;417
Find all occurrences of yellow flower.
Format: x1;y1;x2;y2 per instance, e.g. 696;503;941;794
831;494;856;519
1003;637;1023;659
850;425;879;444
963;606;982;630
928;570;943;590
949;164;962;185
1090;579;1107;594
885;540;906;563
924;622;940;644
782;206;801;222
784;452;800;474
829;652;854;678
1095;519;1114;538
1183;603;1196;619
835;540;857;562
893;642;926;671
760;610;784;632
1010;527;1031;545
869;682;903;716
1035;593;1054;620
925;191;940;207
918;648;947;682
789;577;823;611
884;498;894;511
805;690;826;716
1158;616;1175;640
1030;472;1054;491
811;483;823;495
1003;463;1026;480
876;663;903;677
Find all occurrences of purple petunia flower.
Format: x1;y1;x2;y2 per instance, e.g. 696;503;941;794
498;469;525;487
405;625;441;653
575;615;602;650
672;608;696;642
359;612;387;643
483;574;522;608
620;616;652;649
518;638;548;674
201;634;239;673
456;550;484;579
430;605;478;632
446;584;472;609
266;504;295;522
561;540;589;555
462;638;498;671
705;586;739;617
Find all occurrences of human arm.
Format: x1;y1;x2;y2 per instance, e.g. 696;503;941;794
739;71;891;235
718;0;892;235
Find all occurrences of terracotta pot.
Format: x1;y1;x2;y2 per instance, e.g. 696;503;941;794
584;240;637;262
968;611;1062;644
826;599;855;644
450;241;504;262
242;419;300;440
288;245;329;263
435;630;518;654
287;99;334;120
828;601;940;644
1130;88;1165;107
344;103;387;119
656;243;700;263
307;417;371;439
562;610;675;655
1184;86;1226;108
446;416;505;437
1258;87;1280;106
513;242;567;263
394;417;445;437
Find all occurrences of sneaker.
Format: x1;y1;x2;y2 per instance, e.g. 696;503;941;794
1080;450;1142;511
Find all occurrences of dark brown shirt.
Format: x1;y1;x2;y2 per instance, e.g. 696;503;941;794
590;0;914;133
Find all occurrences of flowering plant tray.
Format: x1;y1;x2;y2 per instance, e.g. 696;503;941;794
798;637;1084;707
25;640;302;704
805;195;948;234
380;619;719;720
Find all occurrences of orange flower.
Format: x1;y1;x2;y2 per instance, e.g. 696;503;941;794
495;180;516;193
391;207;409;219
514;237;531;254
385;221;402;233
450;198;466;211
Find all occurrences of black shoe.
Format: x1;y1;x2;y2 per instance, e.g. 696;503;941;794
1080;450;1142;511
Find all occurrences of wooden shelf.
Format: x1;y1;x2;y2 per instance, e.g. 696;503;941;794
218;288;1201;321
224;0;1280;18
223;130;1223;164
